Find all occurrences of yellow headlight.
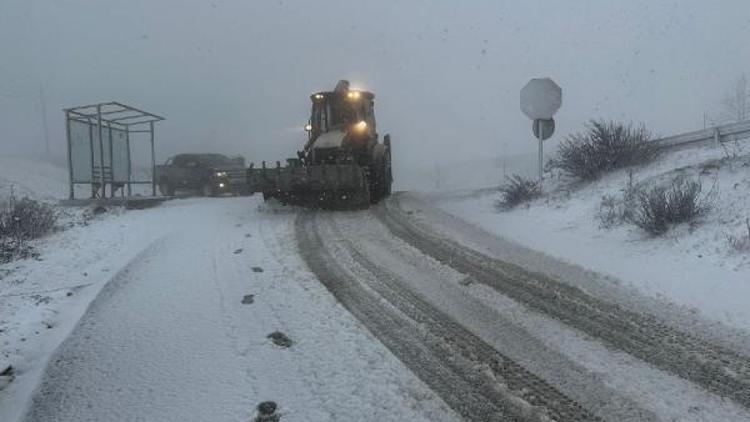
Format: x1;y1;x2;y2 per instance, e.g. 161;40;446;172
354;121;367;131
347;91;361;100
314;94;324;100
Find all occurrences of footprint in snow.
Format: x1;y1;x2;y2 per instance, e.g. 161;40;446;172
252;266;264;273
234;248;243;255
254;401;280;421
242;294;254;304
267;331;293;348
459;276;475;286
0;366;15;391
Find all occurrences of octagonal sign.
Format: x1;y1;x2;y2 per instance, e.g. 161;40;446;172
520;78;562;120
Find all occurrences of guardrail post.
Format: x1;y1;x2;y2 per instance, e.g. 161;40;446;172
714;128;721;147
150;121;156;197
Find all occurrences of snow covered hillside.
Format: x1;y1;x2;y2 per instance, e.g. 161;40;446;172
0;157;68;202
436;144;750;331
396;152;539;192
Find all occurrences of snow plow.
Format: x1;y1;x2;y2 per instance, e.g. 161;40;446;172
247;80;392;209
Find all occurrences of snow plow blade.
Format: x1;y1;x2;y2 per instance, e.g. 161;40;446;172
247;160;370;209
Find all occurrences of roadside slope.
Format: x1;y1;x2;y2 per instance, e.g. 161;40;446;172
433;145;750;332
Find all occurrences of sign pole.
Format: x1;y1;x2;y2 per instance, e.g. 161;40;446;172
520;77;562;195
537;119;543;192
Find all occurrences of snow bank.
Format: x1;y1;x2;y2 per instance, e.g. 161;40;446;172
436;144;750;331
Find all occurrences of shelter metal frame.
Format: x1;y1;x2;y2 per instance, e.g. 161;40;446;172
64;102;164;199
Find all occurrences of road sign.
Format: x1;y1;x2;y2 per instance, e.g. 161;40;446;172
532;118;555;141
520;78;562;120
520;78;562;193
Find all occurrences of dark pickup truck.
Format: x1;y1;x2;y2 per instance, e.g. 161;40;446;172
155;153;247;196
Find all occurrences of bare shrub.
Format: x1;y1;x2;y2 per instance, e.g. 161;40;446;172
728;218;750;253
496;174;540;210
632;178;714;236
0;198;57;240
0;194;57;263
557;120;659;180
597;171;639;229
0;238;39;264
597;194;620;229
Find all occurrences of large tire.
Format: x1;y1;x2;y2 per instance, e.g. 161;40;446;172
369;159;391;203
159;179;175;196
352;181;371;210
369;167;384;203
383;164;392;197
369;142;392;203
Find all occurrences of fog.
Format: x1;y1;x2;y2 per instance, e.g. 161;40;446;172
2;0;749;189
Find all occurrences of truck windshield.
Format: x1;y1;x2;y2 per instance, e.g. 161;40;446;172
197;154;233;166
329;97;356;127
312;96;357;132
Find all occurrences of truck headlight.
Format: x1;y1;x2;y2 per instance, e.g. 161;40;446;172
354;121;367;132
216;171;228;178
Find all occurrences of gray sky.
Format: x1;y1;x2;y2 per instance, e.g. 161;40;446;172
2;0;749;187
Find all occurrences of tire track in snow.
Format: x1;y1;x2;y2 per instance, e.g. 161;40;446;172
296;212;601;422
375;194;750;409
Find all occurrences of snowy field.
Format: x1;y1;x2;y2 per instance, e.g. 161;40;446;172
435;144;750;332
0;158;70;202
0;159;455;422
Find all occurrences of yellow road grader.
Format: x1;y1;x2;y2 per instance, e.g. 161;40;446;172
247;80;392;209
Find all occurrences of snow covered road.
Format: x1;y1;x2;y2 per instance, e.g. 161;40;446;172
10;193;750;421
297;194;750;421
16;198;456;422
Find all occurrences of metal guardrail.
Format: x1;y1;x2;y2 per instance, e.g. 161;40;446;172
654;119;750;150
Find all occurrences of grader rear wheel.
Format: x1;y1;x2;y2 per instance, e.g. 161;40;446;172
368;153;392;203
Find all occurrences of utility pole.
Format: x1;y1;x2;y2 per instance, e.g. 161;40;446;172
39;85;51;160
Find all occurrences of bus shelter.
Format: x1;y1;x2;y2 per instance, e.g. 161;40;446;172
64;102;164;200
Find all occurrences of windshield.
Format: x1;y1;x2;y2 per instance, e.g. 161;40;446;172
196;154;233;166
311;96;359;132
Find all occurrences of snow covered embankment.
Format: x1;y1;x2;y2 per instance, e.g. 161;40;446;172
436;145;750;332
